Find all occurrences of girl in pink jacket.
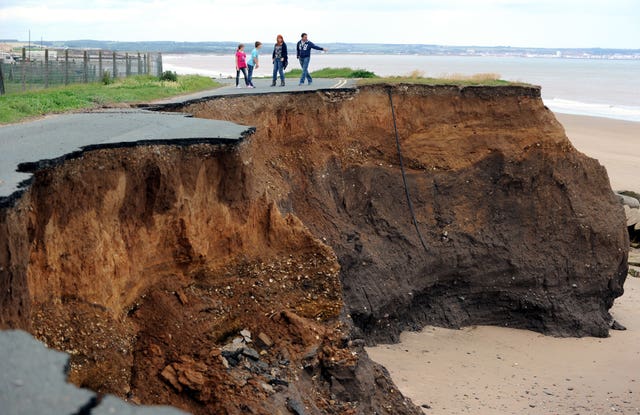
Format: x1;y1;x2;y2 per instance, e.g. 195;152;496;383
235;44;249;88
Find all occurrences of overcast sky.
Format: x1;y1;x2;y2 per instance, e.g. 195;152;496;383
1;0;638;49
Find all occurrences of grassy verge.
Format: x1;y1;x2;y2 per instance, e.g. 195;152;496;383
0;75;219;125
286;67;377;79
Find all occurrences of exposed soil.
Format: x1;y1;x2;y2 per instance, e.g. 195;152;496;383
0;84;629;414
172;84;628;341
0;142;419;414
32;251;393;414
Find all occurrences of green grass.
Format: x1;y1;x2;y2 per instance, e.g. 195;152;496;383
286;67;378;79
0;75;219;124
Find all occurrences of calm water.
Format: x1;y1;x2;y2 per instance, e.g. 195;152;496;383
164;53;640;122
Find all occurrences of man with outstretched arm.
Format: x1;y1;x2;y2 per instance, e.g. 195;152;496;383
296;33;327;86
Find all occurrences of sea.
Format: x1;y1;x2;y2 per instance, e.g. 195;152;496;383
163;53;640;122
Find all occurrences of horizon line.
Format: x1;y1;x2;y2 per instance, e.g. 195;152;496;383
2;39;639;52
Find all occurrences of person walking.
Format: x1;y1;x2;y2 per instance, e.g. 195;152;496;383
235;44;249;88
246;41;262;88
271;35;288;87
296;33;327;86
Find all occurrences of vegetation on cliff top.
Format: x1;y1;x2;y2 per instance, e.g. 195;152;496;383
359;71;519;86
286;67;521;86
286;67;377;79
0;75;219;124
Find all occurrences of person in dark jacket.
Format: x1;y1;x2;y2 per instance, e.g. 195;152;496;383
296;33;327;86
271;34;288;87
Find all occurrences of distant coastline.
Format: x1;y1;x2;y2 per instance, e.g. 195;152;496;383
2;39;639;60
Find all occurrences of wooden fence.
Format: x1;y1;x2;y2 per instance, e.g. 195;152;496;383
0;48;164;95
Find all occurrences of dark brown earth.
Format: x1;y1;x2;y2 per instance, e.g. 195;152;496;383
0;84;629;414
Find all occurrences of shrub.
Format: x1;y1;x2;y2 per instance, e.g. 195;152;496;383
101;71;113;85
159;71;178;82
348;70;377;78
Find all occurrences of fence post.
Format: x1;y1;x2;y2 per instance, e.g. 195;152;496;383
137;52;142;75
44;49;49;88
21;47;26;91
98;50;103;79
64;49;69;85
112;51;117;79
157;53;163;77
146;53;151;75
0;64;5;95
125;53;130;76
83;50;88;83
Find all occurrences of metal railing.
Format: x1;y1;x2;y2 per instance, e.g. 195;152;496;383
0;48;164;95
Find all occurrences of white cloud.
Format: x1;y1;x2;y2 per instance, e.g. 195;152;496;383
1;5;132;23
1;0;638;48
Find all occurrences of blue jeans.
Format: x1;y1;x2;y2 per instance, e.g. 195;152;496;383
299;57;312;84
247;64;255;86
272;59;285;84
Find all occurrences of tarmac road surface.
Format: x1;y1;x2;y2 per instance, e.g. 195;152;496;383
0;78;355;206
149;77;354;105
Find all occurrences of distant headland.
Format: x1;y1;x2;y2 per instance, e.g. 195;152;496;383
2;39;639;59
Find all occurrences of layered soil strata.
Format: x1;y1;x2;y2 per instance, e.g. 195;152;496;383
169;84;628;341
0;84;629;414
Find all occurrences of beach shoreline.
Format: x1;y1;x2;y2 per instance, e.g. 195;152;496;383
367;113;640;414
556;113;640;193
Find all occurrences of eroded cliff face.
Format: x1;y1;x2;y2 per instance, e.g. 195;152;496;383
1;142;418;414
174;84;628;341
0;84;628;414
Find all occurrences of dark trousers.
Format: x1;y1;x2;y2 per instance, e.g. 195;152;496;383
236;67;248;86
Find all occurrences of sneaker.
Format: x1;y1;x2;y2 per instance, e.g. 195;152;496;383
236;85;242;88
298;83;303;86
247;85;254;88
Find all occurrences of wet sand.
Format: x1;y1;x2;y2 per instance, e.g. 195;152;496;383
367;114;640;414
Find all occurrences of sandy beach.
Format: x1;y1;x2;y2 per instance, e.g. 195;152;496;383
367;114;640;415
557;114;640;193
367;277;640;414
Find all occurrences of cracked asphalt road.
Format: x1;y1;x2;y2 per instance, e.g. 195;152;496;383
0;78;355;207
